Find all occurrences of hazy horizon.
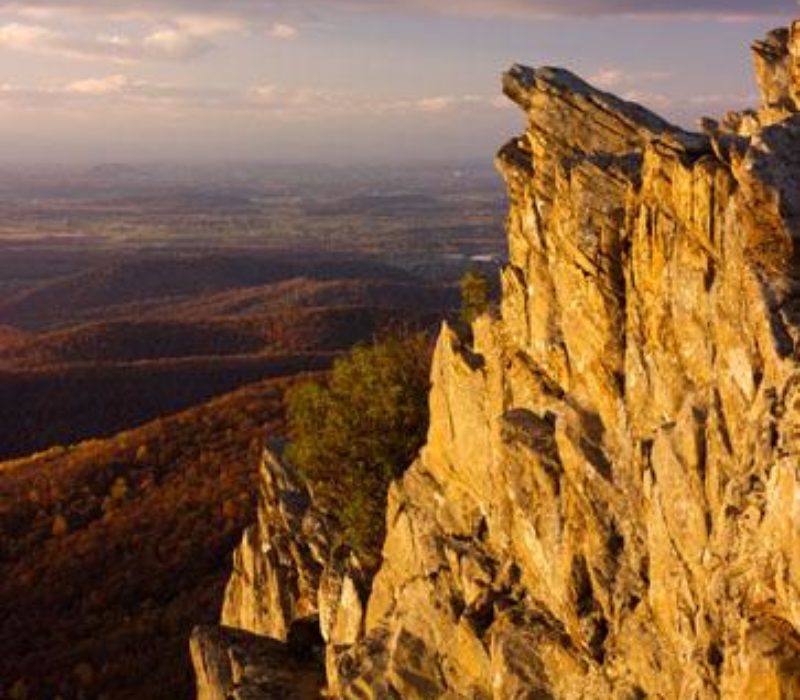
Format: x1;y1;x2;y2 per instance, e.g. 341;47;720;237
0;0;797;164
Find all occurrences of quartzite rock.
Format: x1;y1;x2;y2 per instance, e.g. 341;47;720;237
342;20;800;699
220;447;328;640
192;447;369;698
190;625;325;700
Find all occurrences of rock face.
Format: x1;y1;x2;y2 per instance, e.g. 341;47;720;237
190;625;325;700
220;447;328;640
752;22;800;119
191;447;369;699
340;21;800;699
194;20;800;699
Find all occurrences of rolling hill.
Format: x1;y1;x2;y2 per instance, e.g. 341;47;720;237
0;252;423;331
0;374;307;700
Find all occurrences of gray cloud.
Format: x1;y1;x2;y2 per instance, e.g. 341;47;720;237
0;0;795;21
318;0;796;18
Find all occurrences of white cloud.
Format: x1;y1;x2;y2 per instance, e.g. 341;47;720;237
0;20;140;60
590;69;625;88
366;93;506;116
247;85;508;119
622;89;673;110
688;92;757;107
490;95;513;110
268;22;297;39
175;14;245;36
142;27;211;59
97;32;131;47
415;96;455;112
0;21;228;61
0;7;247;62
0;21;57;49
589;67;672;90
248;84;346;117
250;84;279;101
66;73;129;94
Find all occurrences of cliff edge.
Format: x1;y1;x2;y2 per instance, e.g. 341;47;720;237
194;20;800;699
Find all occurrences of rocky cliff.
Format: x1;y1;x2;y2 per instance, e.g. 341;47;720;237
193;20;800;699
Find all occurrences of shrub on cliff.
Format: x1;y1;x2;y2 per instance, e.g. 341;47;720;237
285;332;431;560
459;268;491;326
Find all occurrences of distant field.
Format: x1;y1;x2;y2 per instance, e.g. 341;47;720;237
0;162;505;257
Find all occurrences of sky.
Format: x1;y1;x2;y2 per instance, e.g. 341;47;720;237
0;0;796;164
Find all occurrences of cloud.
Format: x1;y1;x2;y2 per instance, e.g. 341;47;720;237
0;0;794;23
249;84;341;113
590;69;625;88
142;28;211;59
589;68;672;89
415;96;455;113
66;72;129;94
174;14;246;36
688;92;758;107
0;21;55;48
246;86;479;118
0;21;140;60
319;0;796;19
268;22;297;39
0;14;243;61
0;73;507;123
364;93;509;116
0;0;788;69
621;89;673;109
0;74;240;118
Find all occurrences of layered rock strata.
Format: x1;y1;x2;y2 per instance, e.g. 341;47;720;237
194;20;800;699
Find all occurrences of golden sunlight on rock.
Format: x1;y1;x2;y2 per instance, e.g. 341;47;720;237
193;18;800;699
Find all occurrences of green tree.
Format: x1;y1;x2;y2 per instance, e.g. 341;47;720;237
459;268;491;326
285;333;430;561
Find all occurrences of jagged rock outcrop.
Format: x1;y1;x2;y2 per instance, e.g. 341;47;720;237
190;625;325;700
752;22;800;122
221;447;329;640
195;20;800;699
339;20;800;699
191;447;369;699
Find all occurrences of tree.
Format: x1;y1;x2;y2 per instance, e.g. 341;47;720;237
459;268;491;326
285;333;431;561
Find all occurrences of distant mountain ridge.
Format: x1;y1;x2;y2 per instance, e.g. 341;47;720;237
0;253;421;331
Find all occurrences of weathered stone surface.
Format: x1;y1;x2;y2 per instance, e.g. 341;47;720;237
192;446;370;699
191;448;333;699
753;22;800;114
190;625;325;700
221;447;328;640
724;20;800;134
318;548;369;696
341;20;800;699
